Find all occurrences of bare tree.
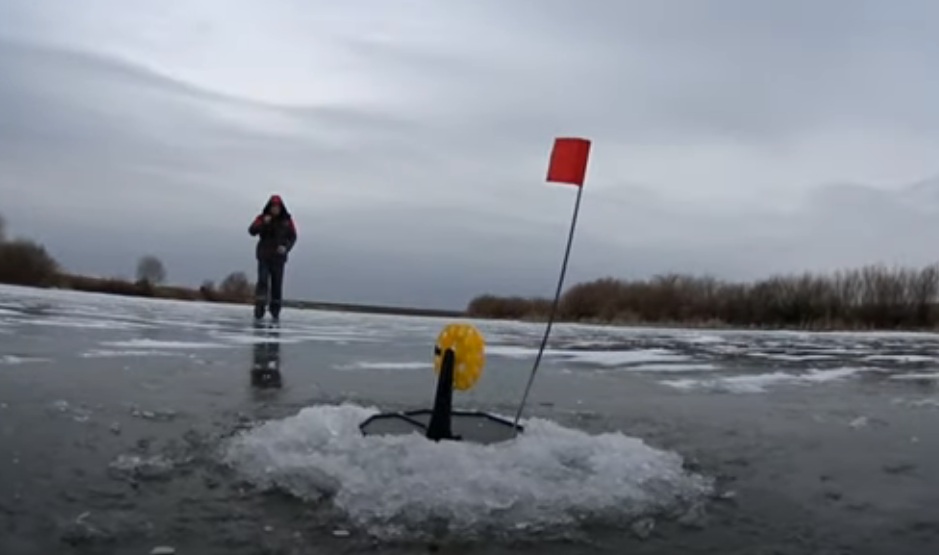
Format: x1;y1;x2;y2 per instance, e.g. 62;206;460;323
219;271;252;300
136;255;167;285
0;213;6;243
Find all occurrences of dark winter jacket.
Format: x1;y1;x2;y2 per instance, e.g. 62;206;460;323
248;195;297;261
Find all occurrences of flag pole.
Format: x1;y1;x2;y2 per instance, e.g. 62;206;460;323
512;137;591;432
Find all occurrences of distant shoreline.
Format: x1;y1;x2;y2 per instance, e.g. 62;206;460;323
4;278;939;336
282;299;464;319
6;226;939;332
46;274;467;319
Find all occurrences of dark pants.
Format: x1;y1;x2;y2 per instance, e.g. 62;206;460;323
255;258;285;318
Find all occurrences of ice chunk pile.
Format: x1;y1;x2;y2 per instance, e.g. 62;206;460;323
221;403;713;540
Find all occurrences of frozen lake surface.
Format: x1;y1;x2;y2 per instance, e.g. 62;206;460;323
1;284;938;554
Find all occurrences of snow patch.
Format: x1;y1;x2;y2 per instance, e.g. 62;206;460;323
1;354;50;365
487;345;689;366
660;367;871;393
80;349;189;359
625;363;718;373
889;372;939;381
335;361;430;371
100;339;226;349
864;354;936;364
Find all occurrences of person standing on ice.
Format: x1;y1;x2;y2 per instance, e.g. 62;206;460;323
248;194;297;320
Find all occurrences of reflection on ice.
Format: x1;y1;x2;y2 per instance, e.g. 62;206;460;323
221;404;713;540
250;322;283;389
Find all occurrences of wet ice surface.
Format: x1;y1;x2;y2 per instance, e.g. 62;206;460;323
1;285;939;554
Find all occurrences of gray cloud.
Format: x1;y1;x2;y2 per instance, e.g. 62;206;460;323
2;1;939;309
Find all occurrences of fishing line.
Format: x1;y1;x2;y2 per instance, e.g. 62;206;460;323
512;185;584;431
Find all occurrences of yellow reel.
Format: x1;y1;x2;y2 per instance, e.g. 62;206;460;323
434;323;486;391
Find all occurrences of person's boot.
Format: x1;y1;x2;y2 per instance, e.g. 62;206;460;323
269;301;281;321
254;301;266;320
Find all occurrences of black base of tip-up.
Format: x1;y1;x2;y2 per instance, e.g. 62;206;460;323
358;348;523;445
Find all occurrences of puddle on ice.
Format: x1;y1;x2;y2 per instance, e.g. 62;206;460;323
220;404;713;541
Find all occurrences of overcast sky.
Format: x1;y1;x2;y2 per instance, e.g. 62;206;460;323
2;0;939;309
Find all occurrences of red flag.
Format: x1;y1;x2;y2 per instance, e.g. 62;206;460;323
546;137;591;187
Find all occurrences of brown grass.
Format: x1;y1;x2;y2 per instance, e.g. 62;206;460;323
55;273;252;304
467;265;939;330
